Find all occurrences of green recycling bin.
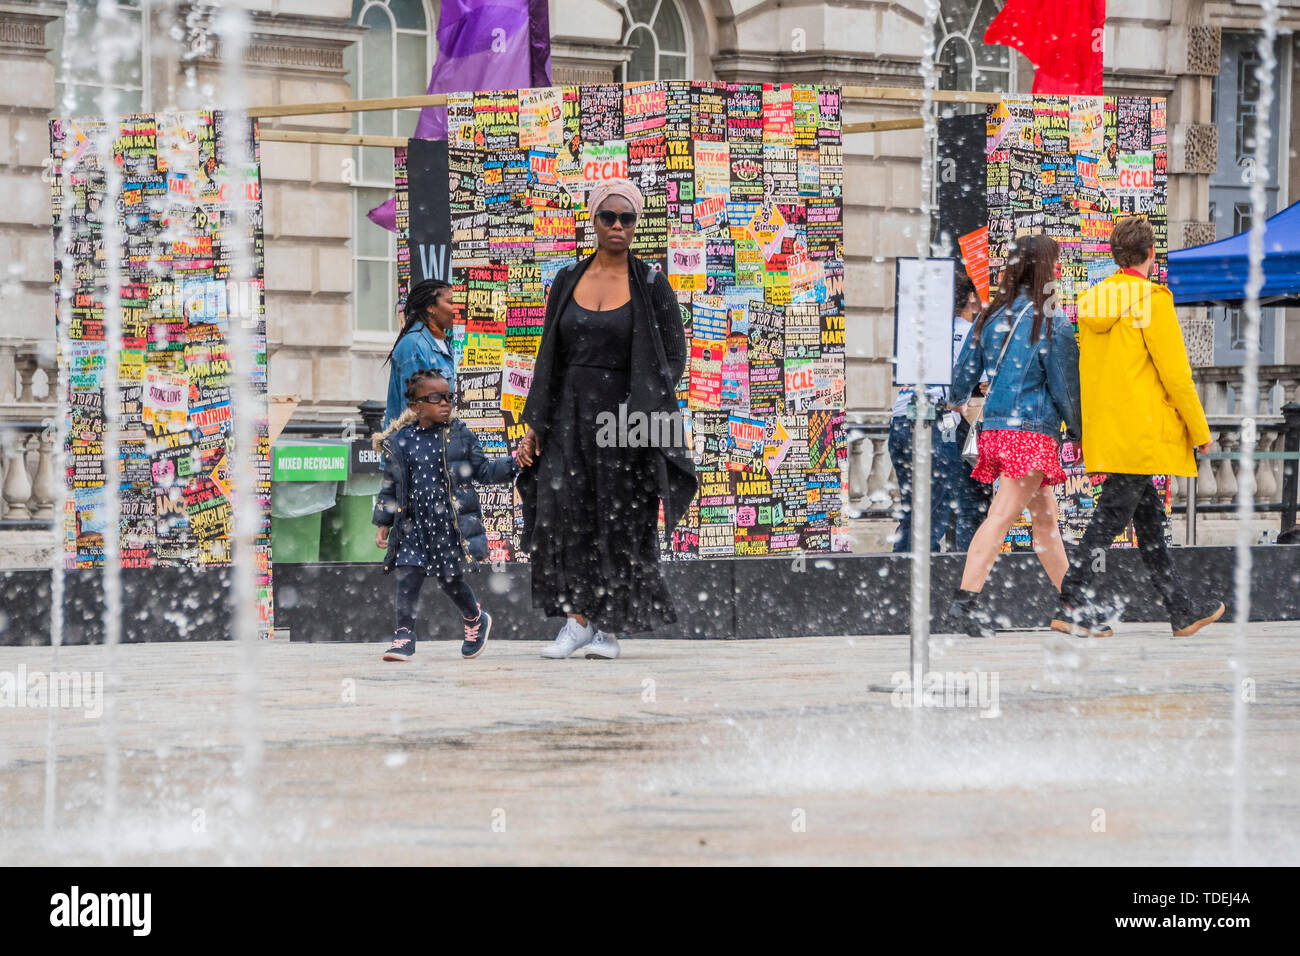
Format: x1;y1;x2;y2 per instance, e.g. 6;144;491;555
270;479;339;563
320;472;385;563
271;511;324;564
270;440;348;564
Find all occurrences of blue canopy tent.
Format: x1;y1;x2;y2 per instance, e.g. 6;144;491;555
1168;200;1300;306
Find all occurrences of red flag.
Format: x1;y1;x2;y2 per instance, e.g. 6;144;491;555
984;0;1105;95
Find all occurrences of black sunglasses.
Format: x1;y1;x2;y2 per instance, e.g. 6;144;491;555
595;210;637;228
412;390;453;405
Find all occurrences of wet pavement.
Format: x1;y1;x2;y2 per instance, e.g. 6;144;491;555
1;623;1297;865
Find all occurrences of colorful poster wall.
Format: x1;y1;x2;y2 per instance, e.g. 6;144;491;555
48;111;274;637
400;81;849;562
986;94;1168;316
985;95;1171;553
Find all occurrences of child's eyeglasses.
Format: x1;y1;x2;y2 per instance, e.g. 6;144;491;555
595;210;637;228
413;391;453;405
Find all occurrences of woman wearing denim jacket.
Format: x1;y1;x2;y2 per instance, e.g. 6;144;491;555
945;235;1082;637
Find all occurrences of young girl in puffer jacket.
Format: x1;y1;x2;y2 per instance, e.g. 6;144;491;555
372;368;518;661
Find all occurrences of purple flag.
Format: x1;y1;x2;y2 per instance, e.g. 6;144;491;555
368;0;552;232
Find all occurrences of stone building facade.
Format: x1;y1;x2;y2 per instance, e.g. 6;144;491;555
2;0;1298;564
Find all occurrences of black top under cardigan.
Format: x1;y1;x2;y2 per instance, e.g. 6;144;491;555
517;252;698;546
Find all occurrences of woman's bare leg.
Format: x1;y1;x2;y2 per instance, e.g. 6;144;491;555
958;472;1044;592
568;613;588;628
1027;483;1067;590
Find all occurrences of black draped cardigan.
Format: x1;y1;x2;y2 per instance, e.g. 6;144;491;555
517;253;699;549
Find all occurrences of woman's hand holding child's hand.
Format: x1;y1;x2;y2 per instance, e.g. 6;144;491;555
515;427;541;467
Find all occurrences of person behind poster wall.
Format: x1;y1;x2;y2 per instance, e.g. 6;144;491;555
945;234;1082;638
383;279;457;429
887;279;970;553
948;274;994;551
1052;216;1224;638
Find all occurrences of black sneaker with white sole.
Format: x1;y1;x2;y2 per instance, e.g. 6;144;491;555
461;609;491;659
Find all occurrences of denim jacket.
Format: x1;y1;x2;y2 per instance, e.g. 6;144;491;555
950;292;1083;441
384;326;456;429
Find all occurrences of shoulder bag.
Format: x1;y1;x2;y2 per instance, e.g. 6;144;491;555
961;301;1033;469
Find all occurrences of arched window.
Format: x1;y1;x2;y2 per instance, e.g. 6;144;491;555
936;0;1015;93
621;0;690;82
345;0;435;333
48;0;147;117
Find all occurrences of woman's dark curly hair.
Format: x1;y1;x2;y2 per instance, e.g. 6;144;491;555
384;279;453;367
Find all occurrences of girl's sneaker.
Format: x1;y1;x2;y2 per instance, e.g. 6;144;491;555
540;618;594;659
461;608;491;659
383;628;416;661
585;631;620;660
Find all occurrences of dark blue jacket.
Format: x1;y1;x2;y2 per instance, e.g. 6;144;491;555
950;292;1083;441
372;419;518;571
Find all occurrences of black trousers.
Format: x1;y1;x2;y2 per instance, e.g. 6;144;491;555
1060;473;1190;620
395;566;480;634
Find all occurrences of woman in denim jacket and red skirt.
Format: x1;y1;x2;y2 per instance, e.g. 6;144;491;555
945;235;1083;638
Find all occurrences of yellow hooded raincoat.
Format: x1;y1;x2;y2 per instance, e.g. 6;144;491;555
1075;271;1210;478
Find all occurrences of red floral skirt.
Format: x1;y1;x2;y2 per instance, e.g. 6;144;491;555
971;428;1066;486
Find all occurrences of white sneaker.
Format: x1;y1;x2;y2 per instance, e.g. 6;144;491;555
585;631;620;660
540;618;594;659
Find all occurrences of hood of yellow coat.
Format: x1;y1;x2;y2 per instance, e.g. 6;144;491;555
1075;272;1170;335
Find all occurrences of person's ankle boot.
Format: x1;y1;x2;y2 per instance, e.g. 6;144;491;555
946;589;995;639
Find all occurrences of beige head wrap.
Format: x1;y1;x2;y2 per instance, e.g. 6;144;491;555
587;177;644;219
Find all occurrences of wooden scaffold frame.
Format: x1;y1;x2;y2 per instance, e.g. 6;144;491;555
248;85;1005;148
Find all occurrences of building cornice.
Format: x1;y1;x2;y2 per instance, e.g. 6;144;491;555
0;0;58;57
179;5;365;75
714;51;917;87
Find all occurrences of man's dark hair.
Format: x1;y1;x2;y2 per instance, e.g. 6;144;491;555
954;273;977;314
1110;216;1156;269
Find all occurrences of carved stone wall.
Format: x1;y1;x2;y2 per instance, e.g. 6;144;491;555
1181;123;1219;175
1186;25;1222;75
1183;221;1217;248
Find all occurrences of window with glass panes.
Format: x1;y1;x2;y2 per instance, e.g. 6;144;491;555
346;0;436;333
49;0;148;117
936;1;1015;94
621;0;690;82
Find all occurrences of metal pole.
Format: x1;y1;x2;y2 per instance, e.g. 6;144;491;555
911;391;932;692
1186;475;1198;546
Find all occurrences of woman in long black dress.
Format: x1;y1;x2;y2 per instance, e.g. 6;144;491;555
515;179;697;659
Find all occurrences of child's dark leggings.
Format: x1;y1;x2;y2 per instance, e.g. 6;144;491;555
394;566;480;634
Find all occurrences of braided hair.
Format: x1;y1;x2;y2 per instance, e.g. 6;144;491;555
372;368;451;452
384;279;452;367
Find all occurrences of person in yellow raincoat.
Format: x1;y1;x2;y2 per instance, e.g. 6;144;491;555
1053;216;1225;638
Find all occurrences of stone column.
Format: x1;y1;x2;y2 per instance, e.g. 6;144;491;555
190;4;364;421
0;0;60;352
1166;16;1220;367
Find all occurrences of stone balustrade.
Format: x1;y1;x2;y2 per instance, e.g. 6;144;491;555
1194;365;1300;418
1;341;59;529
844;422;900;516
0;421;56;524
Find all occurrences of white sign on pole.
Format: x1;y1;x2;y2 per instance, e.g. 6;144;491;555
893;257;957;386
